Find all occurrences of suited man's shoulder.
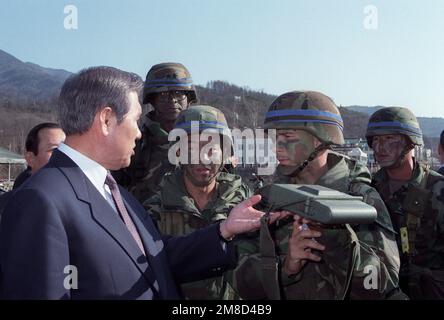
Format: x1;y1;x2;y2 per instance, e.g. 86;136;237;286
14;165;72;199
2;150;83;221
19;149;82;190
2;165;71;219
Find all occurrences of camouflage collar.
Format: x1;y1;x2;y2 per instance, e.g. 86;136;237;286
315;151;371;192
373;161;424;188
160;170;202;216
159;169;244;220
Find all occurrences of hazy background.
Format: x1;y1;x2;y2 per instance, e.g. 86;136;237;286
1;0;443;117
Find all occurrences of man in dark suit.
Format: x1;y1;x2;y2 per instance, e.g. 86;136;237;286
438;130;444;175
0;66;281;299
0;123;66;219
13;122;65;190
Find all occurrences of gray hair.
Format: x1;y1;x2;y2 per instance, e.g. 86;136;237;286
58;66;143;136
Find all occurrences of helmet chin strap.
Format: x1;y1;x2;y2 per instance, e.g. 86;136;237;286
381;143;414;170
278;143;330;178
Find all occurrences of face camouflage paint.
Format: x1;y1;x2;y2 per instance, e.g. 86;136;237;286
183;139;223;187
272;129;320;177
372;134;407;168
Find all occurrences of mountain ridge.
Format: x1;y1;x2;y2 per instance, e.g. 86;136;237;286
0;49;72;104
0;48;442;157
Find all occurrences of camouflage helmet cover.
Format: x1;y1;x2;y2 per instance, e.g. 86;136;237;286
366;107;423;146
143;62;197;104
174;105;230;135
264;91;345;145
173;105;233;156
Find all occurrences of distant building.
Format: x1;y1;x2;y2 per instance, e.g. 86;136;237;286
332;138;379;173
415;145;433;165
0;147;27;189
233;137;277;169
348;148;368;165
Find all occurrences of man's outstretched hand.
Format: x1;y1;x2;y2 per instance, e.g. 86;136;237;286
219;194;290;240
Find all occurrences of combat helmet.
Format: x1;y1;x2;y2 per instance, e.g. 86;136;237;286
264;91;344;177
264;90;344;145
172;105;234;163
366;107;423;147
143;62;197;104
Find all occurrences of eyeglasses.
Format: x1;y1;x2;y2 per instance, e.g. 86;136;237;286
156;91;188;103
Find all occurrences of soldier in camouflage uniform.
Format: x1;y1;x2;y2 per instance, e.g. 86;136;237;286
232;91;403;299
366;107;444;299
114;63;197;202
144;105;251;299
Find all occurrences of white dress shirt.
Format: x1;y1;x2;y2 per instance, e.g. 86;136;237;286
57;143;117;213
57;144;161;296
58;143;226;257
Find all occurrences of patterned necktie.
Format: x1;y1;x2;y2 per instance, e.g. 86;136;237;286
105;172;146;256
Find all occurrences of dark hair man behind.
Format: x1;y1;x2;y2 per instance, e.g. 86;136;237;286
0;66;281;299
13;122;65;189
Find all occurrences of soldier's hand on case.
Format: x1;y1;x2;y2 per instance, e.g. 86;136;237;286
283;219;326;276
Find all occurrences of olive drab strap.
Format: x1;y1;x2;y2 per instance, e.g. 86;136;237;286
259;210;281;300
403;178;426;297
160;211;171;234
402;168;430;256
341;224;359;299
387;143;415;170
405;215;419;256
342;176;372;299
160;212;185;235
288;143;330;178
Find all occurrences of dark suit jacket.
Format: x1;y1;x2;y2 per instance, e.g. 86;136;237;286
0;150;236;299
12;166;32;190
0;191;12;223
438;166;444;175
